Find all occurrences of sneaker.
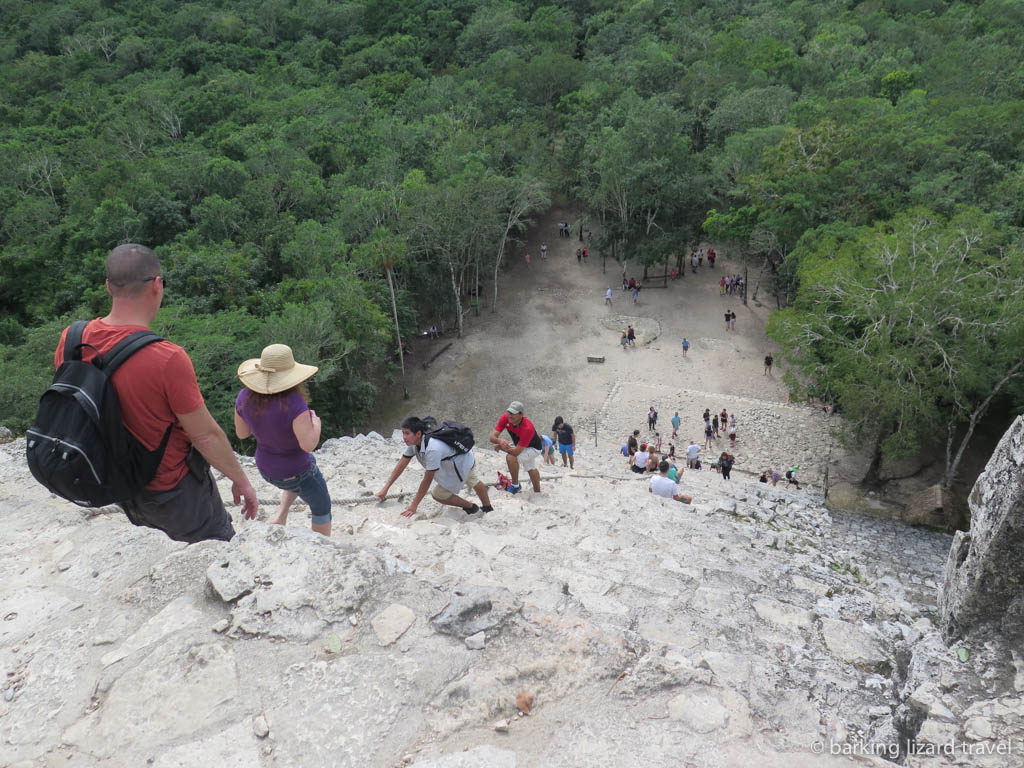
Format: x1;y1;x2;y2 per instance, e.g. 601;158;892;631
480;505;494;513
508;483;522;494
465;504;480;515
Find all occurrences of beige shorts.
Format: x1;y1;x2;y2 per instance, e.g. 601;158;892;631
512;447;540;472
431;465;480;501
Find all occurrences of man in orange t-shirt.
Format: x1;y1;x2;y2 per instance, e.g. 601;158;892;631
53;244;258;542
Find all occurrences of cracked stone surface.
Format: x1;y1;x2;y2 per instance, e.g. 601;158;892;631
1;420;1022;767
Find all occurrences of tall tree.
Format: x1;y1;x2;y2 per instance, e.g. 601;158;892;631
767;208;1024;488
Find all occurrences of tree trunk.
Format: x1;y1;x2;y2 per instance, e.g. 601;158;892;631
449;261;464;338
863;431;887;489
385;267;408;399
474;259;480;316
492;235;507;313
943;359;1024;488
752;262;765;302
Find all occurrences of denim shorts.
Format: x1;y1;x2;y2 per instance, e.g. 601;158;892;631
260;454;332;525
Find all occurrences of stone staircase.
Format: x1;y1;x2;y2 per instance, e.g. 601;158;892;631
0;432;1011;768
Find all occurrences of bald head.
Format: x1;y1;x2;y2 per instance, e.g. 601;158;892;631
106;244;160;298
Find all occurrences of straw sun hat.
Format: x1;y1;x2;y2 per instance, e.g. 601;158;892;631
237;344;318;395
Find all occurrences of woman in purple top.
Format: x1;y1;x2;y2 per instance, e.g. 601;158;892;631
234;344;331;536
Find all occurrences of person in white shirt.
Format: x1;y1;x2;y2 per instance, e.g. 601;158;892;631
605;287;613;306
376;416;492;517
685;441;701;469
649;460;692;503
631;445;650;474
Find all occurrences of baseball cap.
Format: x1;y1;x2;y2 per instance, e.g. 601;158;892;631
507;401;524;414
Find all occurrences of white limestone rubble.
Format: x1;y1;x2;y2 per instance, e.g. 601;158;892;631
0;423;1021;767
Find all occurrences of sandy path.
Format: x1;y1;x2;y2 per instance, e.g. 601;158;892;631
368;207;803;455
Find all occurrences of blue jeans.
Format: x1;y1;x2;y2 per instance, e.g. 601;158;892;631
260;454;331;525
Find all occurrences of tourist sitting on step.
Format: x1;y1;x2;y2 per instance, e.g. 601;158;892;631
646;449;660;473
630;444;650;474
649;460;692;504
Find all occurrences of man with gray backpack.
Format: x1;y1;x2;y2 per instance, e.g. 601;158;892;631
375;416;493;517
28;244;258;542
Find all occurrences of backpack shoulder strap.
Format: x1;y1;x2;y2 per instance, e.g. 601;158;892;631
64;320;88;362
100;331;165;375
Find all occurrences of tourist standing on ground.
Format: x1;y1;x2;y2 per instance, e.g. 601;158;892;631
720;408;728;428
376;417;493;517
627;325;637;346
648;406;658;431
703;420;714;451
686;440;700;469
729;310;737;331
51;244;258;543
764;353;774;376
724;309;731;331
720;276;726;296
236;344;331;536
728;419;737;446
605;287;613;306
540;242;547;260
632;283;640;304
490;401;543;494
671;411;681;438
719;452;735;480
620;330;629;349
681;337;690;356
552;416;576;469
576;248;582;263
786;466;801;489
712;413;720;438
707;248;716;268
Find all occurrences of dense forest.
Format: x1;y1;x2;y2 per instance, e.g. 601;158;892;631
1;0;1023;487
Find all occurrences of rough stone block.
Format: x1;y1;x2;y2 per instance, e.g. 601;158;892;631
940;416;1024;640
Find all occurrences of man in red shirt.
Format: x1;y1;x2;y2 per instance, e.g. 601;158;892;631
490;401;543;494
53;244;258;542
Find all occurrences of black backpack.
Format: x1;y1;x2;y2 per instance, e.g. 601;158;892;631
422;419;474;482
26;321;173;507
425;420;475;455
